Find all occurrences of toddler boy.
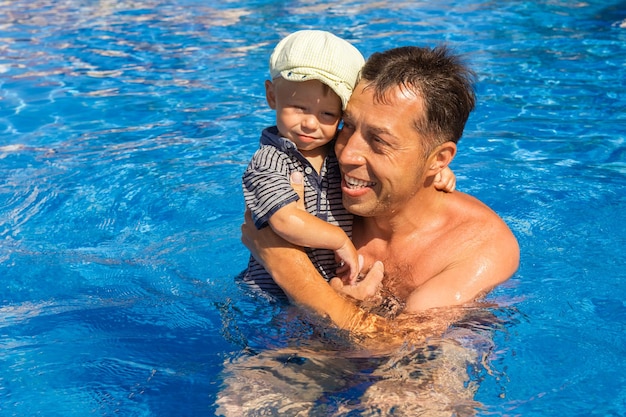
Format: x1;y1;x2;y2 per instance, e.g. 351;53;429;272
241;30;364;298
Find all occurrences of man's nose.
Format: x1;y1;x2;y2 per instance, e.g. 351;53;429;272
337;131;366;165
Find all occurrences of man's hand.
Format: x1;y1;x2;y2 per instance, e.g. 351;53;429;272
330;260;384;301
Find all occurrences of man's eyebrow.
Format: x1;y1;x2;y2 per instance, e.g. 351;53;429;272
342;112;394;136
370;126;392;136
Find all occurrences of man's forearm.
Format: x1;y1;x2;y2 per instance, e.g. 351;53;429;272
262;244;359;327
242;212;401;345
269;248;412;347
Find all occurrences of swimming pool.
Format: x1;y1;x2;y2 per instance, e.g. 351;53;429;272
1;0;625;415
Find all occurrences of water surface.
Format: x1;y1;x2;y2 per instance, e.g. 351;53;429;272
1;0;625;415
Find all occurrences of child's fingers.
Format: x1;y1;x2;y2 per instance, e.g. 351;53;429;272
336;260;358;285
330;260;384;301
290;172;305;210
336;261;349;275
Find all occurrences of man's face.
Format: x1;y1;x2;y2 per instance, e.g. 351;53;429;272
265;78;342;153
335;82;430;217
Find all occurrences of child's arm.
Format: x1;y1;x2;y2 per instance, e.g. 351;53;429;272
268;201;360;284
434;166;456;192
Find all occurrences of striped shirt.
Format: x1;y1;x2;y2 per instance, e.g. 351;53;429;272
241;126;352;299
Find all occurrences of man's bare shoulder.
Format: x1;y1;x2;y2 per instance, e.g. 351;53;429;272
403;191;519;311
446;190;520;278
447;191;511;230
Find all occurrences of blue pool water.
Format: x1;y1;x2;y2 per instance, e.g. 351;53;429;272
1;0;625;415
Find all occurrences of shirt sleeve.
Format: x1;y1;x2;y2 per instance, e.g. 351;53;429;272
242;146;299;229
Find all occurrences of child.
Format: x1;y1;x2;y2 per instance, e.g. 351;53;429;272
241;30;454;299
241;30;363;298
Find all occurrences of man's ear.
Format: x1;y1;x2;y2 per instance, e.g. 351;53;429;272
265;80;277;109
427;141;457;174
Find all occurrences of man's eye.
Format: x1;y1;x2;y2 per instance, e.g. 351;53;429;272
371;136;390;147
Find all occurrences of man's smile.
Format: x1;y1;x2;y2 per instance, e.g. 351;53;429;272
344;174;376;189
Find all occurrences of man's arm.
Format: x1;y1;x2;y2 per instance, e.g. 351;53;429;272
241;210;391;334
241;208;484;350
241;213;464;348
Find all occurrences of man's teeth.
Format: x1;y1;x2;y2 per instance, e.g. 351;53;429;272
345;176;375;188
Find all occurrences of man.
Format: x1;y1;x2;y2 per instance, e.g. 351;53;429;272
241;45;520;339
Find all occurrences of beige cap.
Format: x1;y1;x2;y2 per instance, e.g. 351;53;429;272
269;30;365;109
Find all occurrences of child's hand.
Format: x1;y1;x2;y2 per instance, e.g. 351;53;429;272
331;260;384;301
335;241;362;285
434;166;456;192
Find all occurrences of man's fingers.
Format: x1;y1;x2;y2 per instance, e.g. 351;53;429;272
290;171;305;210
362;261;384;290
330;277;344;291
330;261;385;301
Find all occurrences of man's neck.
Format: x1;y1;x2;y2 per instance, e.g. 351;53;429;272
359;187;448;242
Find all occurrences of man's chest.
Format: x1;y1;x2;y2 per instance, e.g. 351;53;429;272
357;242;440;300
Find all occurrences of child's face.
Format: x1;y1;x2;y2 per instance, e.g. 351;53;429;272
265;78;342;152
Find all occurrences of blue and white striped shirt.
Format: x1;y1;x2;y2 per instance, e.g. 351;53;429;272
241;126;352;299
